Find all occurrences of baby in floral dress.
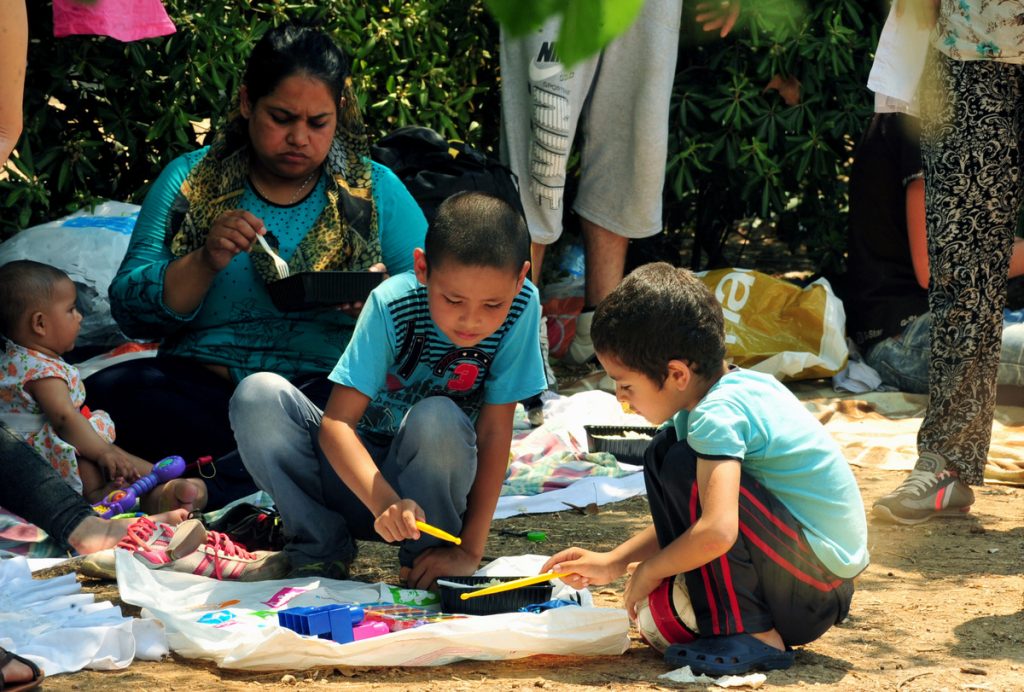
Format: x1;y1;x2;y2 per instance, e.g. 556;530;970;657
0;260;205;512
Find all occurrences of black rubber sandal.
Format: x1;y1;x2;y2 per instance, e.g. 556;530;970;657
0;647;44;692
664;633;795;676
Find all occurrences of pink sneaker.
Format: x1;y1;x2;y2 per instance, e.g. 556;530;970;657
159;519;288;581
130;517;205;568
78;516;190;579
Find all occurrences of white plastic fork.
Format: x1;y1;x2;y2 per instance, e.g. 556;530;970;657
256;233;289;279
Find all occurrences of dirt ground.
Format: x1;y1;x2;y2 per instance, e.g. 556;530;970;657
40;460;1023;692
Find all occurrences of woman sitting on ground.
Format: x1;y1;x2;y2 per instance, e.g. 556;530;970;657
841;111;1024;396
84;22;427;508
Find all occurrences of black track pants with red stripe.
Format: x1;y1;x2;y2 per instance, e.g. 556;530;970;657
644;427;854;646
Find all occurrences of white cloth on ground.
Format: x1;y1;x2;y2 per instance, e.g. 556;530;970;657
0;556;168;675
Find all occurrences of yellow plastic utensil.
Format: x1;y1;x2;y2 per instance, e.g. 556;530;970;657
459;572;571;600
416;520;462;545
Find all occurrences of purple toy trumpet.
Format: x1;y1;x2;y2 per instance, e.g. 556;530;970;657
91;455;187;518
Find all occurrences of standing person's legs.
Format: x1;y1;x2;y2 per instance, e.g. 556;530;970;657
573;0;681;243
644;428;853;647
499;16;600;281
579;220;630;308
919;56;1022;482
529;243;547;286
875;55;1024;522
500;19;599;384
565;0;682;365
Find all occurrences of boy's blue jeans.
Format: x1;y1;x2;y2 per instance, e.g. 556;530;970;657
229;373;477;570
865;313;1024;394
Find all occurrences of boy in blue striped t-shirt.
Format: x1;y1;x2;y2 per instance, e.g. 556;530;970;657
231;191;546;588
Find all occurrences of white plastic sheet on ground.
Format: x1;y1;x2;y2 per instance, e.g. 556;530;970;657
0;556;167;675
116;552;629;670
495;472;647;519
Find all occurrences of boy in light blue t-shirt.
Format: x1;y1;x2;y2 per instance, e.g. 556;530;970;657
543;262;868;677
231;192;546;588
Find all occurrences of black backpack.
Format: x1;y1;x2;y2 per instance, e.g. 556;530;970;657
196;503;287;552
371;126;526;224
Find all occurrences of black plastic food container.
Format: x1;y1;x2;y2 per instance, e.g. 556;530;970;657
267;271;385;311
583;425;659;465
438;576;555;616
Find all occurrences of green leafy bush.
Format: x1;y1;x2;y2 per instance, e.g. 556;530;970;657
5;0;884;276
645;0;883;274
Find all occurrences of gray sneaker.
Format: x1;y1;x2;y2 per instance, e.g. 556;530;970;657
872;454;975;525
563;310;596;365
538;315;557;388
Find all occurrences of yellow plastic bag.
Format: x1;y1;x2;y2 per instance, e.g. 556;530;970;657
696;268;848;381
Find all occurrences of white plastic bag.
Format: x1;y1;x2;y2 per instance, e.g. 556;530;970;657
116;551;629;670
0;201;138;347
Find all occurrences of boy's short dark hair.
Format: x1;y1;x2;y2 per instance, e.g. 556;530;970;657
423;191;530;275
0;260;70;337
592;262;726;383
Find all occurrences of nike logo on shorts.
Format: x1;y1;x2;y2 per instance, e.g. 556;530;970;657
529;61;563;82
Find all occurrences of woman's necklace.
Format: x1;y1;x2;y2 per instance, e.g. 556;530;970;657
249;169;319;205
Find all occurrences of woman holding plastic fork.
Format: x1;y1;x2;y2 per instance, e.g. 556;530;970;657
85;23;427;509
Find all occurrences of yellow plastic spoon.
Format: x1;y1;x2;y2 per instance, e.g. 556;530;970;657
416;520;462;545
459;572;571;600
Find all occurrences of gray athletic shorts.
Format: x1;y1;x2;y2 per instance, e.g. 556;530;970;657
500;0;683;244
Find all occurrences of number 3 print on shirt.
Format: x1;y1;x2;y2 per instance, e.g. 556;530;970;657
435;348;492;392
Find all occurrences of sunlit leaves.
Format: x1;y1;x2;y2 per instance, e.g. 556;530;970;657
484;0;644;67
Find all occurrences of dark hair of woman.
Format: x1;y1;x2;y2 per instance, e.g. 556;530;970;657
243;23;351;105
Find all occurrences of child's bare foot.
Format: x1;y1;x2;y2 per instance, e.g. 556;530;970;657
67;509;189;555
167;479;201;512
749;628;786;651
141;478;208;515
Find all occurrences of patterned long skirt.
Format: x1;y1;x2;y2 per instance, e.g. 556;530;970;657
917;52;1024;485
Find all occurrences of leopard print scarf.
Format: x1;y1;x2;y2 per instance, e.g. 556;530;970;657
168;77;380;284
